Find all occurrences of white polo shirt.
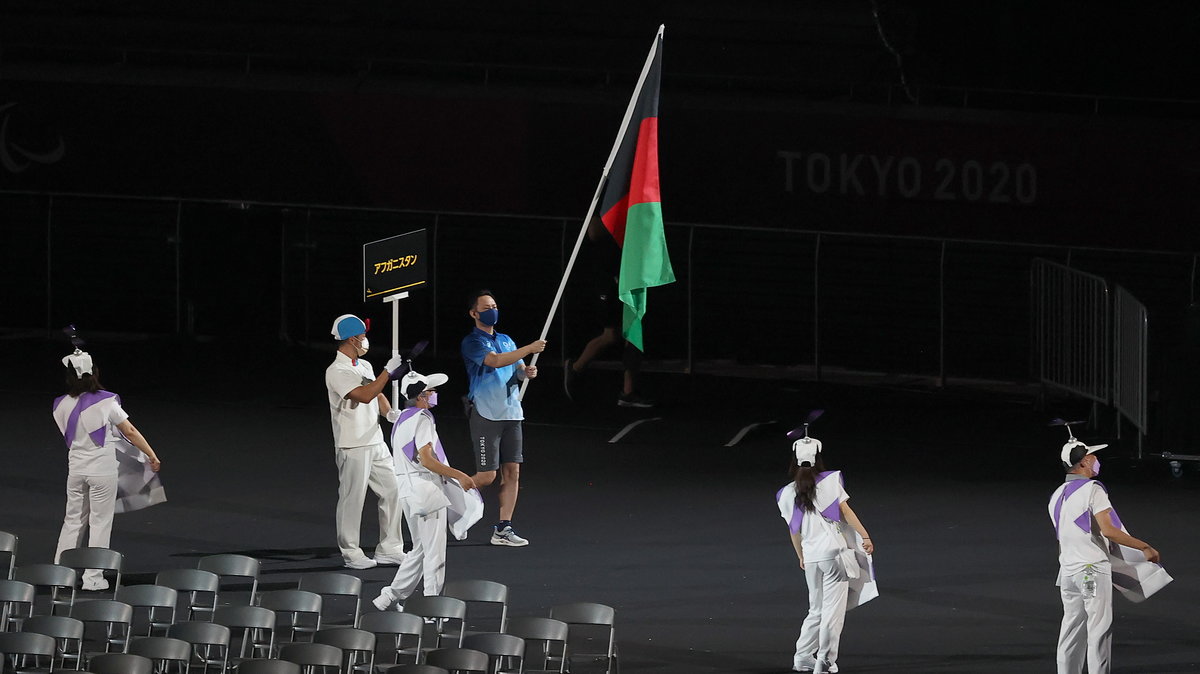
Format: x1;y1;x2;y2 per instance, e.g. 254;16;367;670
51;392;129;476
1049;475;1114;575
325;351;385;448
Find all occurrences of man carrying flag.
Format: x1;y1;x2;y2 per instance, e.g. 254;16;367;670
559;26;674;406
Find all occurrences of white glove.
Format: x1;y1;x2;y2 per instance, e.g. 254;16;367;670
384;355;406;378
386;409;401;423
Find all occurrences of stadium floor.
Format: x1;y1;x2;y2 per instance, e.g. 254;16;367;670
3;337;1198;673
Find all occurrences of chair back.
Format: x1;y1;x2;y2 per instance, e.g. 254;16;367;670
238;658;304;674
383;665;450;674
0;579;35;630
315;627;375;672
442;580;509;632
279;641;343;670
59;547;124;595
505;617;568;673
299;573;362;627
168;620;231;672
128;635;192;662
88;652;154;674
260;589;323;642
358;610;424;665
549;602;614;627
155;568;220;620
425;647;489;673
116;584;179;636
71;599;134;653
402;595;467;647
550;601;617;669
462;632;524;658
214;605;276;660
0;530;16;579
14;563;77;615
23;615;85;668
197;554;260;603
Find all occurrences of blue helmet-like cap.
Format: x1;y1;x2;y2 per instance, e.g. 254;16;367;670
331;314;368;340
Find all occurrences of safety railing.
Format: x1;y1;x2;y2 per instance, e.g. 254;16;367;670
1031;259;1110;404
1113;285;1148;455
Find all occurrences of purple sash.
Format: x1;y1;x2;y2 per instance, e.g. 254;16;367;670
53;391;118;448
1052;479;1102;539
395;407;448;465
780;471;842;533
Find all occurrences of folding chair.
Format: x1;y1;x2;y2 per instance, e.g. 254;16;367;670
15;563;77;616
425;647;489;673
462;633;524;674
23;614;85;670
383;666;450;674
71;599;133;654
298;573;362;628
88;651;154;674
214;605;275;661
504;618;567;674
116;584;178;636
401;596;467;649
260;590;322;644
0;631;57;672
59;548;124;595
238;659;303;674
197;555;260;606
168;620;231;673
0;531;16;580
156;568;220;621
0;579;35;632
313;627;374;674
128;635;191;673
442;580;508;633
358;610;424;666
550;603;617;674
279;642;343;673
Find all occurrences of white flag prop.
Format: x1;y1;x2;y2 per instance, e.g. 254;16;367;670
113;433;166;514
442;479;484;541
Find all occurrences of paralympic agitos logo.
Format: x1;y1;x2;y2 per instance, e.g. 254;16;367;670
1;102;66;173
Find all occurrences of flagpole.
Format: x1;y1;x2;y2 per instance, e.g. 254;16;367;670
519;24;664;401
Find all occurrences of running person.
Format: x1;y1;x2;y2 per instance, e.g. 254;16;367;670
461;289;546;546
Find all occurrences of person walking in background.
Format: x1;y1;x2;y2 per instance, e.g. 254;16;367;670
461;290;545;547
325;313;407;570
52;348;161;591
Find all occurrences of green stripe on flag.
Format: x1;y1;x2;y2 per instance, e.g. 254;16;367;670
618;201;675;351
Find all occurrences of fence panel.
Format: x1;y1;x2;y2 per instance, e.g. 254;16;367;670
1031;258;1110;403
1114;285;1148;443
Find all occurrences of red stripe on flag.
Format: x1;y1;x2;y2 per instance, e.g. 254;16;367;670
599;116;659;248
628;117;660;207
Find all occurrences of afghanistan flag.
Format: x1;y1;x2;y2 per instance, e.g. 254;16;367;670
597;27;675;351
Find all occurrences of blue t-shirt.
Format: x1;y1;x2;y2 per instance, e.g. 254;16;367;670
461;328;524;421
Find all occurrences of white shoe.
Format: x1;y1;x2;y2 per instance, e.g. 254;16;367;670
372;587;396;611
490;526;529;547
344;557;378;570
81;578;110;592
372;552;404;565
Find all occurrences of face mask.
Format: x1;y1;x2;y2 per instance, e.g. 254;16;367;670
357;337;370;355
425;392;439;408
477;308;499;326
1091;457;1100;477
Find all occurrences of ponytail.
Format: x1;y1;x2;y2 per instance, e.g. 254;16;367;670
790;454;826;513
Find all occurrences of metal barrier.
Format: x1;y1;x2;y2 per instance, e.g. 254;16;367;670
1031;259;1110;404
2;190;1193;389
1113;285;1148;455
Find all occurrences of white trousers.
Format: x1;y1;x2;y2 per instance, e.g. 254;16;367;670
795;558;849;674
335;442;404;562
385;504;448;601
1057;567;1113;674
54;473;117;584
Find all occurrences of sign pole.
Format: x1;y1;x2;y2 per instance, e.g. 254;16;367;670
384;291;409;410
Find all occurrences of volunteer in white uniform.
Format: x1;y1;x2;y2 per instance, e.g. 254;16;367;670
325;313;407;570
374;371;477;611
1049;440;1160;674
780;438;873;674
52;350;161;591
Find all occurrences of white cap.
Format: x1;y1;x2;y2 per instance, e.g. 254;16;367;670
1061;440;1107;466
402;371;449;400
793;437;823;466
62;351;94;377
